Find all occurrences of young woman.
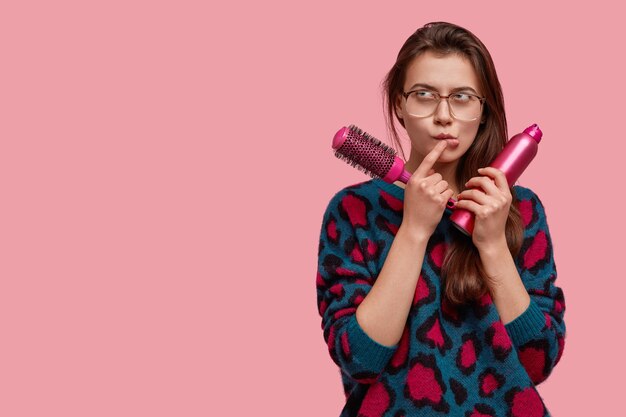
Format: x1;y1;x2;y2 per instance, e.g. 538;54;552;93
316;22;566;417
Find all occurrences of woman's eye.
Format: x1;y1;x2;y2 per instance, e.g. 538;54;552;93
415;91;435;99
452;93;472;102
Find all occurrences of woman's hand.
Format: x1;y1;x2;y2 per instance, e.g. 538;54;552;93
455;167;512;251
400;140;454;241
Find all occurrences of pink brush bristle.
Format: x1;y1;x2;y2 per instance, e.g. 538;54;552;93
333;125;397;179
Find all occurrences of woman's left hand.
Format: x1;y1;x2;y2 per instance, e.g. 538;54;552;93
455;167;512;251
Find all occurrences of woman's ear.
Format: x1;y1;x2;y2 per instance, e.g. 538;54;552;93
394;94;404;120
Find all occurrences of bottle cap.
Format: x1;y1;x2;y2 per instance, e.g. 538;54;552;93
523;124;543;143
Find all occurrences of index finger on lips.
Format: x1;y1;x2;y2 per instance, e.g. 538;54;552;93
414;141;447;178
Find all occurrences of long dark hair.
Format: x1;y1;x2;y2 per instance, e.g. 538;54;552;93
382;22;525;305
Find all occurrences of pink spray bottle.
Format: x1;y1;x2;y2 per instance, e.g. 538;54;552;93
450;124;543;235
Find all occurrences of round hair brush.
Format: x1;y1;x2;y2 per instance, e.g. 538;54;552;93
332;125;456;209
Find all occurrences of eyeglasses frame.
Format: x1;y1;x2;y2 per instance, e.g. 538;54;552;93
401;89;487;121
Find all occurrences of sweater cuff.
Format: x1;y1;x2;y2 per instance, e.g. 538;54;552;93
504;299;546;347
347;314;397;372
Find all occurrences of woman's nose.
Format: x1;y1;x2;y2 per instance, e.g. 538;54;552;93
433;99;453;124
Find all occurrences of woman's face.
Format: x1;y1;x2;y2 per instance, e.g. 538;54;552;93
395;50;484;165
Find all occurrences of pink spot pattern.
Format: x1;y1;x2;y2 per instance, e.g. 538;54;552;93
508;387;545;417
407;363;441;402
327;218;338;241
340;331;351;358
341;193;368;228
413;275;431;306
359;380;392;417
523;230;548;269
389;327;409;372
519;199;534;226
351;244;364;263
366;239;377;255
460;339;477;369
405;354;449;413
490;321;512;350
379;189;403;212
518;343;548;384
430;242;446;268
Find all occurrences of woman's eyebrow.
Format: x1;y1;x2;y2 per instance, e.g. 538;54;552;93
407;83;479;94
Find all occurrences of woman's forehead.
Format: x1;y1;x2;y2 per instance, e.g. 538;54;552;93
405;51;481;91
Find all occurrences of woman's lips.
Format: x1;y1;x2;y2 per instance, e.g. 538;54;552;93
434;137;460;146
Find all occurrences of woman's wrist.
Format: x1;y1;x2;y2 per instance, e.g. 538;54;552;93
397;224;432;247
475;235;508;257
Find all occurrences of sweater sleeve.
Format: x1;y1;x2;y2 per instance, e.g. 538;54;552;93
504;188;566;385
316;190;397;383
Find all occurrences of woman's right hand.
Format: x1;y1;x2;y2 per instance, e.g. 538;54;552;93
400;140;454;240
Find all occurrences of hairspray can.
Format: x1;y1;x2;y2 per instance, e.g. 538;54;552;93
450;124;543;235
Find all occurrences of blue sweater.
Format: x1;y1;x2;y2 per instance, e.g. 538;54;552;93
316;179;566;417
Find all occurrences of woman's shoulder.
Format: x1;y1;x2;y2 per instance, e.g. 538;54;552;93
512;184;550;226
512;184;542;203
325;179;381;205
320;179;390;223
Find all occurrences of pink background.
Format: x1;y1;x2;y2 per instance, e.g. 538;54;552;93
1;1;623;415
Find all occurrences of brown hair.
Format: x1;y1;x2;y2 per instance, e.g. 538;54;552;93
382;22;525;305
